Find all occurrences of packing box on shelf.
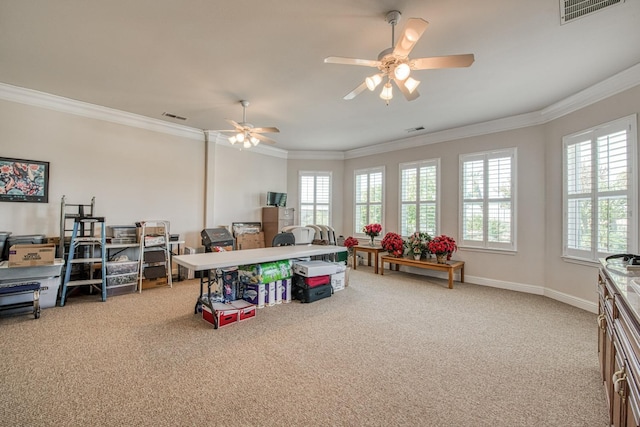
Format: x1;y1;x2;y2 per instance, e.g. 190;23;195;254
293;260;337;277
230;299;256;321
202;302;239;328
236;232;265;250
8;244;56;267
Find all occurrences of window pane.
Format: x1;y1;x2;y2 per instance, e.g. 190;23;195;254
420;203;436;236
463;160;484;199
315;205;330;226
370;172;383;203
401;204;416;236
463;202;483;241
488;157;511;199
355;205;368;232
567;141;591;195
355;174;368;203
598;196;628;253
422;166;436;201
567;198;592;251
598;131;627;192
300;205;314;226
488;201;511;243
369;205;382;225
316;176;330;204
300;176;315;204
401;169;417;202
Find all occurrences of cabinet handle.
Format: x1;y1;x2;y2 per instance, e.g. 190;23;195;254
613;368;626;393
605;295;613;302
597;314;606;329
614;372;627;395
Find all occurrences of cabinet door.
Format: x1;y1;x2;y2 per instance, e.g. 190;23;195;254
612;341;626;427
625;368;640;427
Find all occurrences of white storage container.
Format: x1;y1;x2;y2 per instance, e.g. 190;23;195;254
0;276;61;309
106;260;138;275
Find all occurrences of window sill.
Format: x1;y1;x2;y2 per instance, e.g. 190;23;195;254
458;246;517;256
561;256;600;268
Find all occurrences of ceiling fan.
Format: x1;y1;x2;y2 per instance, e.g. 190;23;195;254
217;100;279;148
324;10;475;104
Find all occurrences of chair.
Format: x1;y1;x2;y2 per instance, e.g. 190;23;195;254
272;232;295;247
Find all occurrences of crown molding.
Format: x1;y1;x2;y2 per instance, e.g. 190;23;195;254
286;151;346;160
0;82;203;141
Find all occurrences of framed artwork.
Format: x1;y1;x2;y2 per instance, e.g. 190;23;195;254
0;157;50;203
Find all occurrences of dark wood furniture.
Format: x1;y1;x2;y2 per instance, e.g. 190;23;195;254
380;256;464;289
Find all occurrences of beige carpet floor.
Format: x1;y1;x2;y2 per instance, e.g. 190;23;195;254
0;267;608;426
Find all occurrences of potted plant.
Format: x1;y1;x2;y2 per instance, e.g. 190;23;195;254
427;235;458;264
406;231;431;260
363;223;382;246
381;232;405;257
343;236;359;267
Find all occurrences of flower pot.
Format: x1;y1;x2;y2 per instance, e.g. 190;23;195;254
436;253;447;264
413;254;421;260
369;236;375;246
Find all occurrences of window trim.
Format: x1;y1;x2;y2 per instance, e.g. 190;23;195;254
562;114;638;262
459;147;517;252
398;158;440;237
298;170;332;226
354;166;385;237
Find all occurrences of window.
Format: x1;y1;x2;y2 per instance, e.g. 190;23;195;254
460;148;516;251
299;171;331;226
399;159;439;237
563;115;637;261
354;167;384;234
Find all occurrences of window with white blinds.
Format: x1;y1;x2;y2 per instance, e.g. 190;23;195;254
399;159;439;237
299;172;331;226
354;167;384;235
460;148;516;251
563;115;637;261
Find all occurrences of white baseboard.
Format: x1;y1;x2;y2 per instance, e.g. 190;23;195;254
396;267;598;314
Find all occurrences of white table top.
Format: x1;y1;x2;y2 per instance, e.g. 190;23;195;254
172;245;347;271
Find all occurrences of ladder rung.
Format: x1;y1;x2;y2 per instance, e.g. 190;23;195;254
64;279;103;287
73;238;103;243
69;258;103;264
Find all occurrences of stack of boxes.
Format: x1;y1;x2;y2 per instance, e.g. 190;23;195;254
238;260;293;308
291;260;338;303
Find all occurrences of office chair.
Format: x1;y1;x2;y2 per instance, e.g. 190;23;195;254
272;232;295;247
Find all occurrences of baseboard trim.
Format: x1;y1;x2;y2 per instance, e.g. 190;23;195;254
396;267;597;313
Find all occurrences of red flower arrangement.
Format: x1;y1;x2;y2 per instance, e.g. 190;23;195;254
381;232;405;257
363;223;382;237
344;236;359;253
427;235;458;255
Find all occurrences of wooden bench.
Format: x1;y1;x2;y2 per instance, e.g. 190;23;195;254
380;256;464;289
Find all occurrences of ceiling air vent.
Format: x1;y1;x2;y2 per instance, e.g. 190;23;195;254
405;126;425;133
162;112;187;121
560;0;624;24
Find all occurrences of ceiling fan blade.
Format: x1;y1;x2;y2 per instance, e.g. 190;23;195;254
411;54;475;70
343;81;368;100
217;130;239;133
393;18;429;57
324;56;381;67
395;79;420;101
251;126;280;134
225;119;243;130
253;133;277;145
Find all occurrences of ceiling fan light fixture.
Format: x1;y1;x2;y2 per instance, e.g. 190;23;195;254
228;135;237;145
236;132;245;143
404;77;420;93
250;136;259;145
365;73;383;91
380;81;393;103
243;140;251;149
394;63;411;81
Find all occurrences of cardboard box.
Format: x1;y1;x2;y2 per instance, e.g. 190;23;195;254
202;302;239;328
242;283;265;308
236;232;265;250
293;260;337;277
136;226;166;242
8;244;56;267
230;299;256;321
331;271;346;292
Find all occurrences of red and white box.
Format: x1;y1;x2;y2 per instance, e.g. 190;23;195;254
202;302;239;328
230;300;256;321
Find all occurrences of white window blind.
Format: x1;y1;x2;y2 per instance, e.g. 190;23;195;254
400;159;439;237
460;148;516;251
299;172;331;226
355;167;384;235
563;115;637;261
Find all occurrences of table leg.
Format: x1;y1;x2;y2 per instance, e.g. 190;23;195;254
448;268;453;289
353;249;358;271
374;253;379;274
367;253;372;267
380;260;385;275
460;265;465;283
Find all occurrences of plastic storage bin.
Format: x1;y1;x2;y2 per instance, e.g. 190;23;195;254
106;261;138;275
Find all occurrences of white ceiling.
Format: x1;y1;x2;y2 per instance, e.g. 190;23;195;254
1;0;639;152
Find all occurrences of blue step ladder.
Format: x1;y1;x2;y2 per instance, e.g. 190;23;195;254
60;216;106;306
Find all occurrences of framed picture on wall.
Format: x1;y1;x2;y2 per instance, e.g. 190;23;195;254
0;157;50;203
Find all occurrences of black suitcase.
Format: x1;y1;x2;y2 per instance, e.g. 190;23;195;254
293;283;332;303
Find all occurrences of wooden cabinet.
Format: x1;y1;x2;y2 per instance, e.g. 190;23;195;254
262;207;294;247
599;262;640;426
